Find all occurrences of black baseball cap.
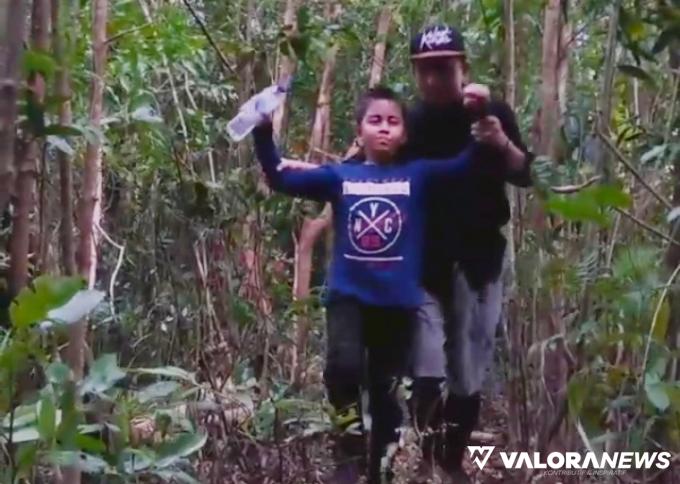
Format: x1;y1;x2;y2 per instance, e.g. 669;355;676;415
410;24;466;60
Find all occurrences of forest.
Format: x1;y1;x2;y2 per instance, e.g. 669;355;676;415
2;0;680;482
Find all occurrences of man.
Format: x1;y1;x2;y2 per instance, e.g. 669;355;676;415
405;24;533;483
278;24;533;482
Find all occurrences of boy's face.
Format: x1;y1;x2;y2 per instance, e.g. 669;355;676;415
413;57;467;105
358;99;407;164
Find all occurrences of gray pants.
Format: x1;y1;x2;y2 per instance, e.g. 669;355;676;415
412;267;503;396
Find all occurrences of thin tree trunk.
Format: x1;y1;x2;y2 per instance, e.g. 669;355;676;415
0;0;27;216
272;0;297;138
537;0;562;159
52;0;76;276
64;0;107;480
77;0;107;288
8;0;49;296
290;1;342;387
658;47;680;484
536;0;570;456
306;3;342;164
237;0;256;168
368;7;391;88
595;0;620;181
503;0;529;451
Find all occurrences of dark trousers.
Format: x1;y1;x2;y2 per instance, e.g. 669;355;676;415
323;297;414;482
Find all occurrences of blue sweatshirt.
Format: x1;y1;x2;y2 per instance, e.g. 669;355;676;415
253;124;475;308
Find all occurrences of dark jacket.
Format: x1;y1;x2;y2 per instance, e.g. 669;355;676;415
404;99;533;295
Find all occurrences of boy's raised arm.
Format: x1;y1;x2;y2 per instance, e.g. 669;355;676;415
253;123;340;202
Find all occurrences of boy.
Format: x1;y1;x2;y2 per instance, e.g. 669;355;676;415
252;86;479;483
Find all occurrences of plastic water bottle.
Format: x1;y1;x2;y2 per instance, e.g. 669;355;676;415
227;77;292;142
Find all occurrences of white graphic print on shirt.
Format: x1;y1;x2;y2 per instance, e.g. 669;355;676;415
343;180;409;262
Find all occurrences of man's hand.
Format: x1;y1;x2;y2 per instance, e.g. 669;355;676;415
278;158;317;171
464;83;526;173
470;115;509;150
472;115;526;172
464;83;507;149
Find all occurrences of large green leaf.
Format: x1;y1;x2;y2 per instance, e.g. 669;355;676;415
545;185;631;226
137;381;181;403
2;404;38;429
640;144;667;164
80;354;126;395
122;448;155;473
567;374;589;419
653;298;671;342
22;49;57;77
155;432;207;468
43;290;105;328
652;27;680;54
617;64;657;89
130;366;196;383
1;426;40;443
10;276;86;329
645;382;670;412
47;135;75;156
37;395;57;441
48;451;111;474
75;433;107;454
46;362;71;386
16;443;39;477
42;124;84;137
131;106;163;124
545;193;608;225
590;184;632;209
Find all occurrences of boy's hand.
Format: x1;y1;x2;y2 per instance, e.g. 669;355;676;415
463;83;490;120
278;158;317;171
256;112;273;127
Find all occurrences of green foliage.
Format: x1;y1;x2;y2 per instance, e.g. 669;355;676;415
10;276;85;329
0;276;206;481
545;184;632;226
6;0;680;477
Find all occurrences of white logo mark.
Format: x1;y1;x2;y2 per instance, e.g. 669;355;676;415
468;446;495;470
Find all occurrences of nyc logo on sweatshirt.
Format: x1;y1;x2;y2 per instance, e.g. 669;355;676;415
342;179;410;262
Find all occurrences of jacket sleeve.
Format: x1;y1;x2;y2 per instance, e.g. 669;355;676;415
417;145;475;182
492;101;534;187
252;123;341;202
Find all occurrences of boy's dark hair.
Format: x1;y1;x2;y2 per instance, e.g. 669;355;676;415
354;86;407;125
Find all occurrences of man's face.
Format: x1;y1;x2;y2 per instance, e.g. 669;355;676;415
413;57;466;105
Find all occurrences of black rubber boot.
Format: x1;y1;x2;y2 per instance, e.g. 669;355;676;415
439;393;481;477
